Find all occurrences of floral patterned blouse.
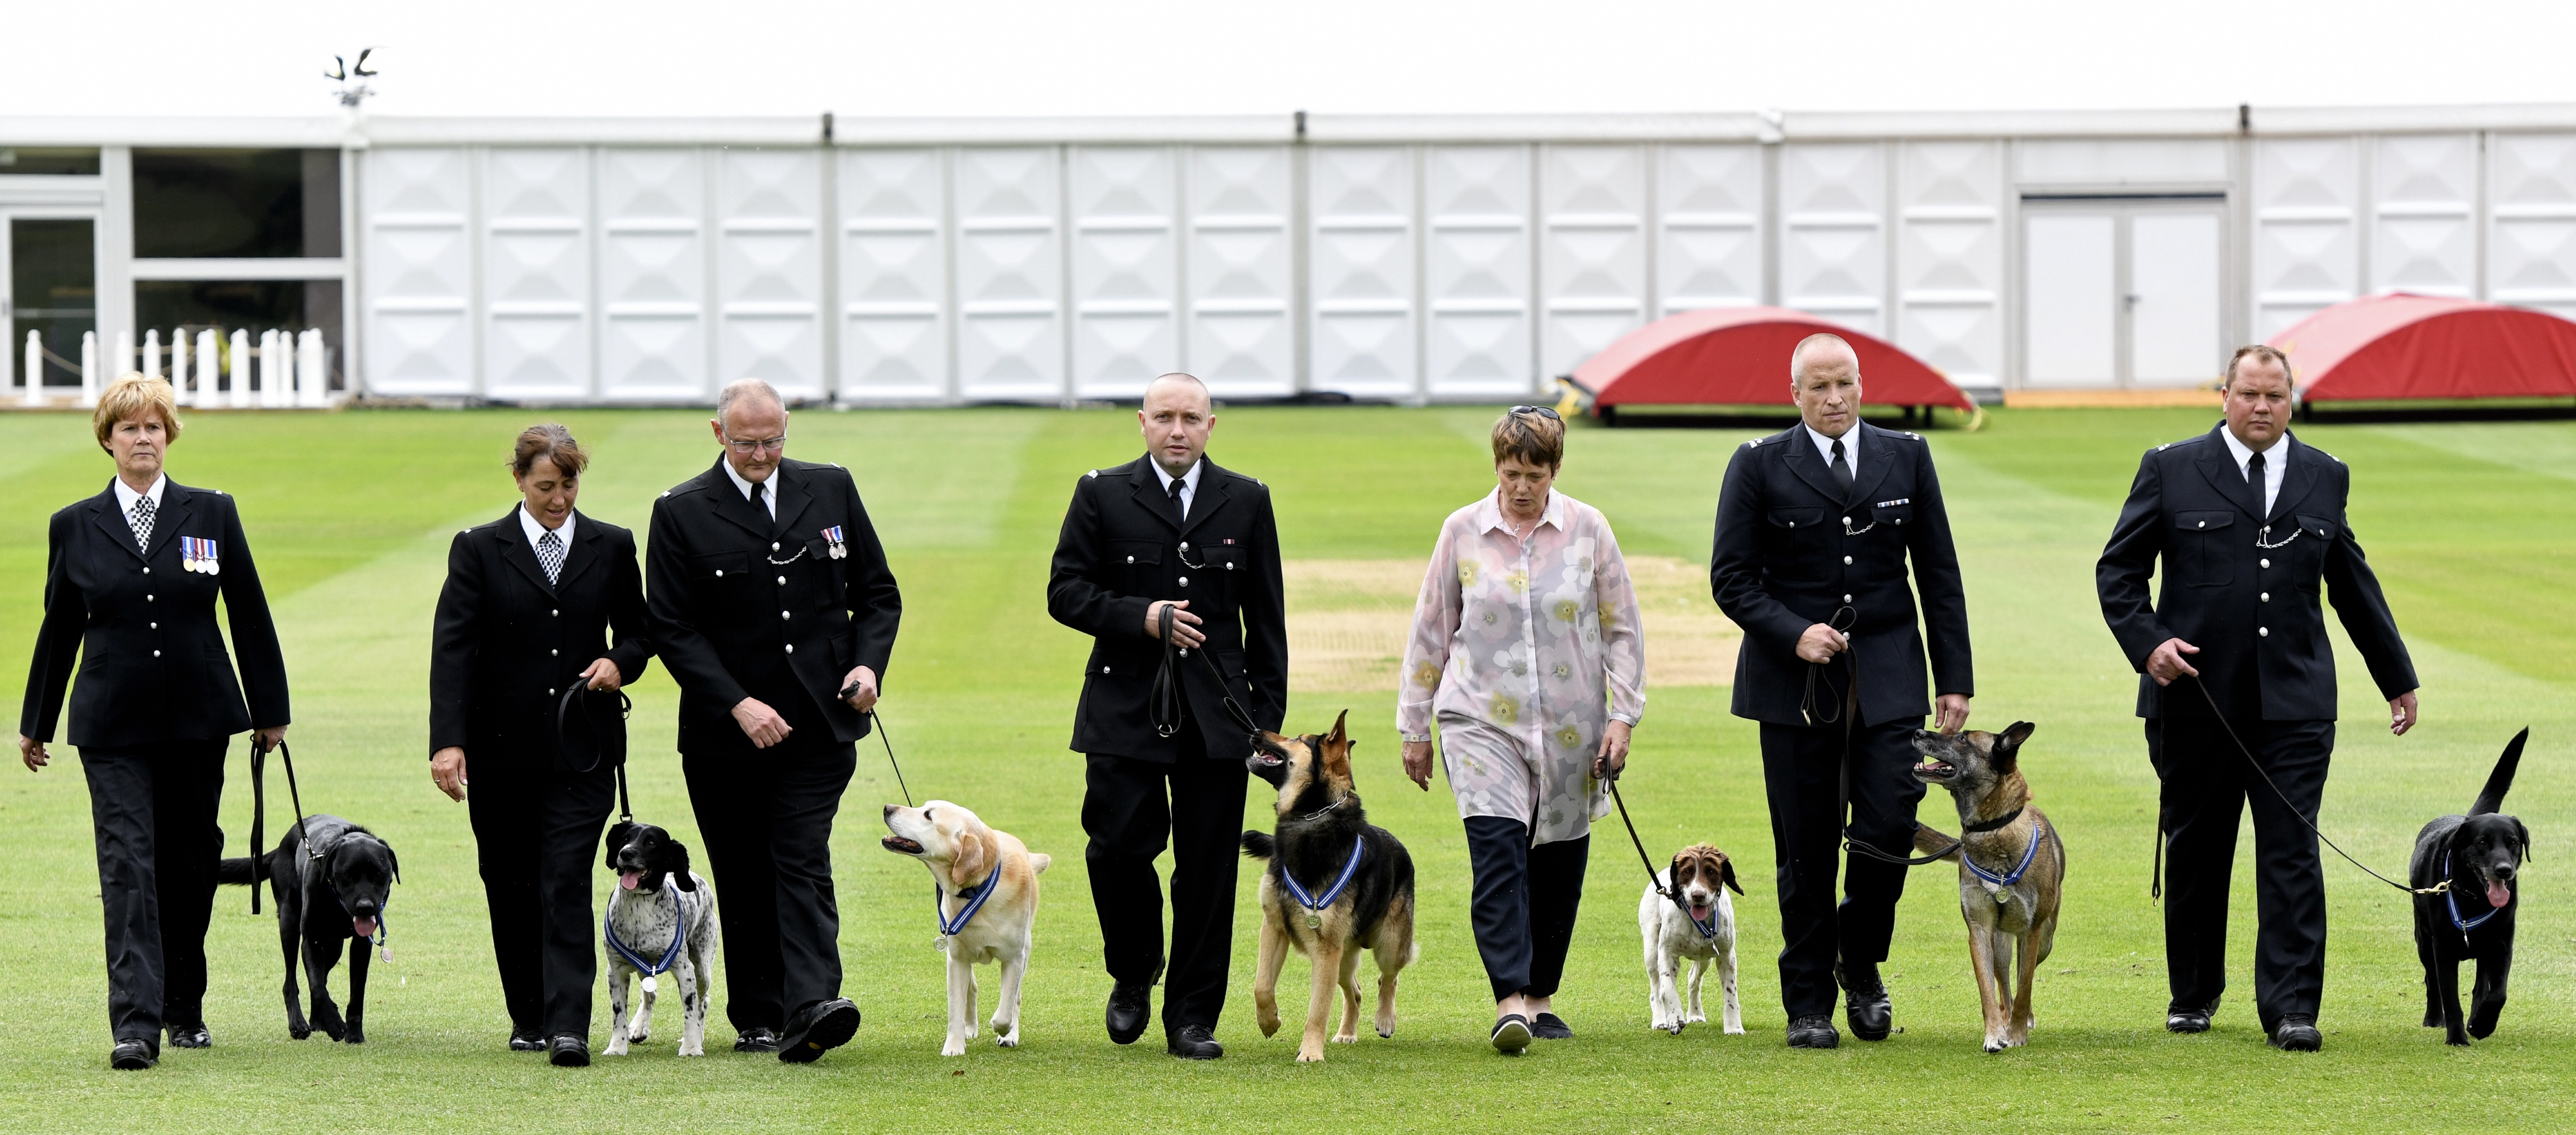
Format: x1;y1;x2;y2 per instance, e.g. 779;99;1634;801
1398;489;1646;844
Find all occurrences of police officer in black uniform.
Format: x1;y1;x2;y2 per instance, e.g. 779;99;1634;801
1710;333;1973;1050
18;376;290;1070
1046;372;1286;1060
2097;344;2418;1053
645;379;901;1063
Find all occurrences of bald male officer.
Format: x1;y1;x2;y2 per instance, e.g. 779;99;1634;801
1046;372;1287;1060
2098;344;2418;1052
646;378;901;1063
1710;333;1973;1050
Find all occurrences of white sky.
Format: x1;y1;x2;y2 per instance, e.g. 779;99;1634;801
9;0;2576;120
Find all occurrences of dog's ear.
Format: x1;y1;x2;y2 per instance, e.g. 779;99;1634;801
385;843;402;886
1666;851;1688;890
668;841;697;892
2515;817;2532;864
1995;721;2036;768
604;822;636;872
1717;853;1745;896
1322;710;1354;782
952;827;992;889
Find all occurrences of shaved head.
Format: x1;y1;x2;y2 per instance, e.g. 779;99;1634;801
1144;371;1212;414
1790;333;1858;382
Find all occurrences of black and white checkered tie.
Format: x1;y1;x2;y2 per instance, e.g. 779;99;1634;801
536;528;565;586
128;495;155;554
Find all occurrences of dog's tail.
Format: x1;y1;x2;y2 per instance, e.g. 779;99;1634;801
217;854;263;887
1239;830;1275;860
1911;825;1963;862
1028;853;1052;874
2471;728;2530;816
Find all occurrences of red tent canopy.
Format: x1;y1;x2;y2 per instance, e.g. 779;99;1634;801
1570;306;1974;413
2271;294;2576;402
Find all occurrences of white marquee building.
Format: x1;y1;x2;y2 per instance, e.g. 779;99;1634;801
7;104;2576;405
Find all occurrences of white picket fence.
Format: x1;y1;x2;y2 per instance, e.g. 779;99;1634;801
17;328;333;410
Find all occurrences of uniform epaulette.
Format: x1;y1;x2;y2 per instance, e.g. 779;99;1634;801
831;461;844;469
1085;469;1099;479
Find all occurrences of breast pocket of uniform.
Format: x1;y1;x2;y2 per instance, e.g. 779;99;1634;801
2174;511;2234;586
1201;545;1248;595
2289;514;2337;591
690;550;753;584
1112;539;1161;587
1767;507;1829;579
1868;500;1915;532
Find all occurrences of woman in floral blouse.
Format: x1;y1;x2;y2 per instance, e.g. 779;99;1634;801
1398;406;1646;1054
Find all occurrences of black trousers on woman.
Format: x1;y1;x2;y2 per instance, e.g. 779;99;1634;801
81;739;227;1045
467;760;615;1040
1463;816;1590;1003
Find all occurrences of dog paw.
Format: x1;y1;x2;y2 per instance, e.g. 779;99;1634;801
1257;1014;1281;1038
996;1031;1020;1049
2447;1032;2473;1046
627;1027;651;1043
343;1029;365;1045
1724;1023;1746;1036
605;1041;629;1057
679;1043;704;1057
1296;1046;1325;1063
290;1027;313;1041
1332;1032;1358;1045
1376;1024;1395;1039
941;1040;968;1057
1685;1012;1707;1024
1984;1038;2007;1054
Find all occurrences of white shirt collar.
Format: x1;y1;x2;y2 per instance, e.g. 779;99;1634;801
2216;423;2289;470
1804;422;1859;468
720;455;778;519
1476;488;1565;535
517;502;575;549
1150;457;1202;518
112;473;167;516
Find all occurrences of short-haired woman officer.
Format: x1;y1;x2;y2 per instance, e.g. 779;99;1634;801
1397;406;1646;1054
17;374;292;1070
429;424;652;1067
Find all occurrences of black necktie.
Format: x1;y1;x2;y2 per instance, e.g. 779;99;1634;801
1167;475;1188;522
2246;450;2266;512
1829;438;1854;496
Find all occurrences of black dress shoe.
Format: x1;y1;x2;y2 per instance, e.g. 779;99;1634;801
547;1035;590;1066
510;1029;547;1052
1489;1014;1532;1054
778;998;862;1064
1530;1012;1573;1040
1166;1023;1223;1060
167;1024;212;1049
2166;1002;2215;1034
1838;962;1893;1041
733;1027;781;1053
2268;1015;2322;1052
1106;981;1152;1045
110;1039;157;1070
1786;1014;1840;1049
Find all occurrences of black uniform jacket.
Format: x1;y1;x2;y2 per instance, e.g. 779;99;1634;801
2097;425;2416;720
20;478;289;748
429;507;654;767
646;456;901;752
1046;455;1287;762
1710;422;1973;728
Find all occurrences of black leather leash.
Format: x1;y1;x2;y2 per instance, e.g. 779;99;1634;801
1150;603;1261;739
2148;673;2443;901
869;709;912;808
1806;606;1957;868
245;737;320;912
556;686;636;821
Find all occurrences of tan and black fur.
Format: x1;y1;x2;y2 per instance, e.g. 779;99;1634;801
1240;711;1417;1062
1911;722;2064;1052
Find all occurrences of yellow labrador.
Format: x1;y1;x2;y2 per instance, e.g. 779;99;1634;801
881;801;1051;1056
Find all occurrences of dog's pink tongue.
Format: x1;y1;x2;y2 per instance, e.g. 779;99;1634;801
1689;903;1713;922
620;870;643;891
352;917;376;939
2487;879;2511;908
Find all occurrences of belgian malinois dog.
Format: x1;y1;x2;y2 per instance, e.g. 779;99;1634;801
1911;722;2064;1052
1241;710;1418;1062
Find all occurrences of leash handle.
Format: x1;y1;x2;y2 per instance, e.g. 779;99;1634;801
1150;602;1262;742
266;737;318;863
247;739;266;914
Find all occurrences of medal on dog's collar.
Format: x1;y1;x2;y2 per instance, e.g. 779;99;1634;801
643;974;658;993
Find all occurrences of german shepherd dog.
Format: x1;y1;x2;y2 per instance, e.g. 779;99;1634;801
1241;710;1417;1062
219;814;401;1043
2412;728;2532;1046
1911;722;2064;1052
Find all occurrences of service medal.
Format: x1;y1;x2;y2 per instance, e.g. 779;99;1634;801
823;525;847;560
1306;912;1321;930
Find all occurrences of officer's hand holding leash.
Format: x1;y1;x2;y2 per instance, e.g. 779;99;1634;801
838;666;880;712
1145;599;1205;648
731;698;792;748
1795;622;1848;664
580;657;624;694
1592;720;1633;781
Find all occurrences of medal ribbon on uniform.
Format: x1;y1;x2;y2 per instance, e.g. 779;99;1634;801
181;536;221;575
822;525;847;560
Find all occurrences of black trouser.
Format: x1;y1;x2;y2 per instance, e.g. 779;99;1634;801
80;739;228;1045
1462;816;1589;1003
466;758;615;1040
2147;711;2334;1030
1760;717;1926;1019
1082;732;1248;1038
682;730;857;1034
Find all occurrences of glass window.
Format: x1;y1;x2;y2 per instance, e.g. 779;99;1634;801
133;148;342;258
134;279;343;392
11;218;97;388
0;147;102;176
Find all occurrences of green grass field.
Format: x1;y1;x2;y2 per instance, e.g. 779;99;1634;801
1;404;2570;1133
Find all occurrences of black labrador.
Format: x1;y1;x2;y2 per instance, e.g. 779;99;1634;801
220;814;401;1043
2410;729;2531;1046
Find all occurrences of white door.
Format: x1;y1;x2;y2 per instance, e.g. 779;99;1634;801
2021;201;2225;388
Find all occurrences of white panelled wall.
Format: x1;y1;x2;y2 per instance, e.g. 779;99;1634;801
335;121;2576;403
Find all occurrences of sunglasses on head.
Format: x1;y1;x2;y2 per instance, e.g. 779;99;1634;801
1507;405;1562;421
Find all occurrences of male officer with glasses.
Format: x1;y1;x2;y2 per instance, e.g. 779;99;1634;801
1046;372;1286;1060
1709;333;1973;1050
645;378;902;1062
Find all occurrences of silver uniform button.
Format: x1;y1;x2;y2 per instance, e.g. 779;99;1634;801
1843;517;1851;525
781;610;791;620
548;687;556;695
551;649;560;656
1179;576;1190;587
777;576;786;585
2260;558;2270;569
2258;627;2270;637
2261;593;2270;602
1180;542;1190;552
150;622;157;629
772;542;781;552
147;594;155;602
1126;555;1135;564
2197;520;2205;528
143;566;151;574
785;644;795;654
551;609;559;617
153;650;161;658
1843;555;1853;565
716;569;725;578
1844;594;1853;602
1103;666;1110;674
